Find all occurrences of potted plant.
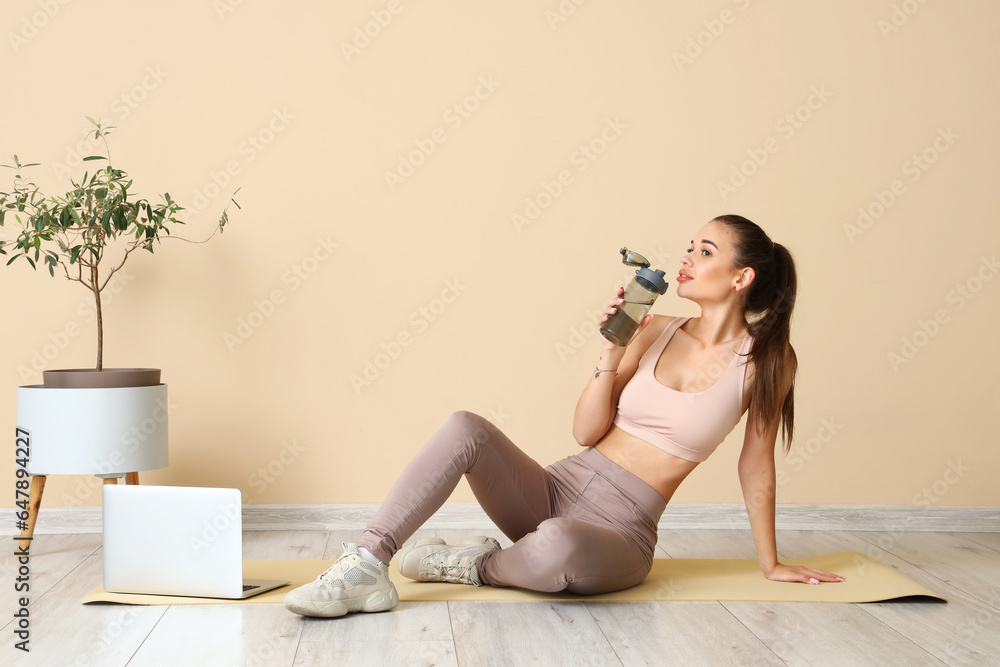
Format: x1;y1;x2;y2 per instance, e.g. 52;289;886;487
1;116;238;387
2;117;239;547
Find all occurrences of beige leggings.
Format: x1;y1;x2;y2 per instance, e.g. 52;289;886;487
358;411;666;594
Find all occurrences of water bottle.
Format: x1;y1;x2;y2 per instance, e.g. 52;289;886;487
600;247;669;347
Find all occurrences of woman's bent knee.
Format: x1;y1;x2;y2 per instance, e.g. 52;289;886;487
444;410;502;449
446;410;492;434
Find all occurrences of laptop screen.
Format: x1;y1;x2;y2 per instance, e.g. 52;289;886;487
102;485;244;598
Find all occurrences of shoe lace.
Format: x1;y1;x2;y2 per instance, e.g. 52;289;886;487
316;545;359;586
427;558;471;584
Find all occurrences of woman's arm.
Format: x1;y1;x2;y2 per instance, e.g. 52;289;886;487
738;405;781;575
738;346;844;584
572;301;668;446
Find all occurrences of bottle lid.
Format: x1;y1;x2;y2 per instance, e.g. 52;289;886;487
619;247;650;268
635;267;669;294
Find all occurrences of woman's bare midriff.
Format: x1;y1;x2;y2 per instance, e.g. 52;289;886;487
594;424;700;504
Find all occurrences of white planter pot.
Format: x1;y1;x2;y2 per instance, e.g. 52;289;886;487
17;384;170;476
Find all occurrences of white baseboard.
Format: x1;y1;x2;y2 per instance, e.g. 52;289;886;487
3;502;999;535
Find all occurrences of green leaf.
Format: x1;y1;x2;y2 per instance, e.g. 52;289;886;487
86;116;97;126
82;156;106;162
6;254;19;266
26;256;35;269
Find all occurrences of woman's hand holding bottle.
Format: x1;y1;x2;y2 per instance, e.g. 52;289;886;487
599;286;653;352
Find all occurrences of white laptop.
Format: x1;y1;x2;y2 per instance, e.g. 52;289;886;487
102;485;289;599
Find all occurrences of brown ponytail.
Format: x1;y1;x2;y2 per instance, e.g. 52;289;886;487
713;214;797;454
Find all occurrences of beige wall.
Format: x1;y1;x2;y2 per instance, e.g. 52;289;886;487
2;0;998;510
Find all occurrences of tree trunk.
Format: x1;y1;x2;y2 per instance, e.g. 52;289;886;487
92;265;103;371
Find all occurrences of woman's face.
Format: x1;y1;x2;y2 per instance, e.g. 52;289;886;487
676;220;748;304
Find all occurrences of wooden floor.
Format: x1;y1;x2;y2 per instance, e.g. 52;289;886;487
2;526;998;666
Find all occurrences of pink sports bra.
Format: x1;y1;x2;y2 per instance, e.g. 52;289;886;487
612;316;752;463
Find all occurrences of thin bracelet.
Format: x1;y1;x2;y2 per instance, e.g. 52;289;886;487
594;367;618;379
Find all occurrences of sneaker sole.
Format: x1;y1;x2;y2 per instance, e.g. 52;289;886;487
284;587;399;618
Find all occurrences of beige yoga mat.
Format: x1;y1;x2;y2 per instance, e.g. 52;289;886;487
81;551;946;606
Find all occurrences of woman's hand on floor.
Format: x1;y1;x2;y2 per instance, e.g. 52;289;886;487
764;562;845;584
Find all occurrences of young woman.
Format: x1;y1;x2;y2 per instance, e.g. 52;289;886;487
284;214;844;618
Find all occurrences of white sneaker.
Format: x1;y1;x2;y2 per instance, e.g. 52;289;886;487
397;536;501;586
283;542;399;617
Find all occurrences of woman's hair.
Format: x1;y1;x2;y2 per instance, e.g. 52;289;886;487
713;214;797;453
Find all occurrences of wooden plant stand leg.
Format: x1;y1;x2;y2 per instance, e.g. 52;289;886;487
18;475;46;553
103;477;118;485
125;472;139;485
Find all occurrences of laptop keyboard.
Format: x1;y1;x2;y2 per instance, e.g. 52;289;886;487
243;584;261;591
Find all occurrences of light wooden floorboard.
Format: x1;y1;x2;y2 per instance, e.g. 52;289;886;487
0;533;103;629
0;551;166;667
851;531;1000;608
126;604;304;667
3;528;996;666
450;600;622;666
293;639;458;667
587;601;784;665
656;528;760;559
735;528;998;665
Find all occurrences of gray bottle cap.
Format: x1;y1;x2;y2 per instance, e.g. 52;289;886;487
635;267;668;294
